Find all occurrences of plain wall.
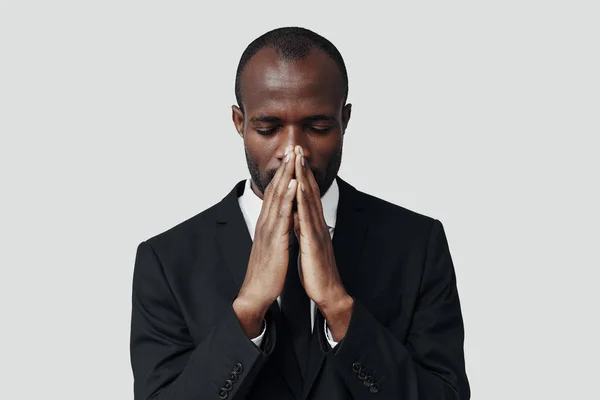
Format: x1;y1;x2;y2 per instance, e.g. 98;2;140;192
1;1;598;398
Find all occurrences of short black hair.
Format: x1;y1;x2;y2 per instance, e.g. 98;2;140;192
234;27;349;113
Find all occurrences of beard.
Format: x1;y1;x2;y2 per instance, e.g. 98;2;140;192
244;144;343;204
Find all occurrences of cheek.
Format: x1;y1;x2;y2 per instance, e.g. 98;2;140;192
310;137;341;165
246;137;277;169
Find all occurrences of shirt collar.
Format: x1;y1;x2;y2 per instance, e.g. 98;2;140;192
238;175;339;238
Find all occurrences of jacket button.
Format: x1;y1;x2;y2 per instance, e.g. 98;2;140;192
369;383;380;393
224;379;233;391
233;362;243;374
358;370;367;380
218;388;228;399
228;372;238;383
363;375;373;386
352;362;362;372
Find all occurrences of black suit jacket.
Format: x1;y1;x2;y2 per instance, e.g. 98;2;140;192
130;176;470;400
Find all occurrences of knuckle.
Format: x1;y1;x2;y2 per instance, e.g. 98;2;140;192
258;223;273;241
277;206;288;220
271;188;280;202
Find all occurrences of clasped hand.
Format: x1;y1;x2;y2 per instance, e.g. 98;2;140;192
234;145;353;341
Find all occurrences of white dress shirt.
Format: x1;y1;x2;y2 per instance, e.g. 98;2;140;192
237;176;340;349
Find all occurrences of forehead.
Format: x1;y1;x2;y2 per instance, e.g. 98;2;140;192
240;47;344;115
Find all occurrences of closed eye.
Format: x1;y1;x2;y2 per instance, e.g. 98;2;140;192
255;127;278;135
309;126;330;134
254;126;331;135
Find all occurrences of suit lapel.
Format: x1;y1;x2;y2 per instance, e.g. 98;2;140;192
215;176;369;400
215;179;252;293
329;176;369;298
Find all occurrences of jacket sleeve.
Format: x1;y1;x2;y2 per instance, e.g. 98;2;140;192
330;219;470;399
130;241;276;400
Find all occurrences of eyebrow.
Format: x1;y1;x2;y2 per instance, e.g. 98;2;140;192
249;116;281;123
304;115;336;122
249;115;335;123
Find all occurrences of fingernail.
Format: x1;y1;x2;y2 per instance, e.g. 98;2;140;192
298;147;304;156
285;145;291;155
301;156;305;167
288;179;294;189
301;182;305;191
285;152;290;163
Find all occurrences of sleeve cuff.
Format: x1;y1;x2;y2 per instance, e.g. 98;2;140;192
250;319;267;348
324;319;339;348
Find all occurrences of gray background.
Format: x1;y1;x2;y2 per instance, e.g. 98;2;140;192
1;1;598;399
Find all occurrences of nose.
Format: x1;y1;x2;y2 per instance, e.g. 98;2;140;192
280;125;307;158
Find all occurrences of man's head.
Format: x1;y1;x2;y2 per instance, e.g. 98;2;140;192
232;27;351;199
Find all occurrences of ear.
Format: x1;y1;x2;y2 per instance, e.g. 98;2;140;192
341;103;352;133
231;105;244;139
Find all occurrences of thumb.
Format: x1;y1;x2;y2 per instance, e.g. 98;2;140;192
293;211;301;239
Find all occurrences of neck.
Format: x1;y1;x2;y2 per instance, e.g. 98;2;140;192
250;179;265;200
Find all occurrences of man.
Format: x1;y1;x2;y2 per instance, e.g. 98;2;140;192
130;27;470;400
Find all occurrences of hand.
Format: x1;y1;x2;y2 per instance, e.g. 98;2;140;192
292;145;353;340
233;145;298;338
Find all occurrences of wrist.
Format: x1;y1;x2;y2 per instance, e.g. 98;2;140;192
233;295;270;318
317;285;352;316
233;296;268;338
318;291;353;342
319;292;353;321
236;284;273;314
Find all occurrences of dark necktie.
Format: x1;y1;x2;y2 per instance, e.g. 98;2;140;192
280;230;311;380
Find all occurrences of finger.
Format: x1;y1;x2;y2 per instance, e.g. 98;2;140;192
293;210;301;239
294;156;324;242
258;164;284;221
305;166;324;221
294;147;324;226
293;145;308;198
274;178;297;239
302;153;324;217
262;145;296;217
295;170;318;243
266;146;297;229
